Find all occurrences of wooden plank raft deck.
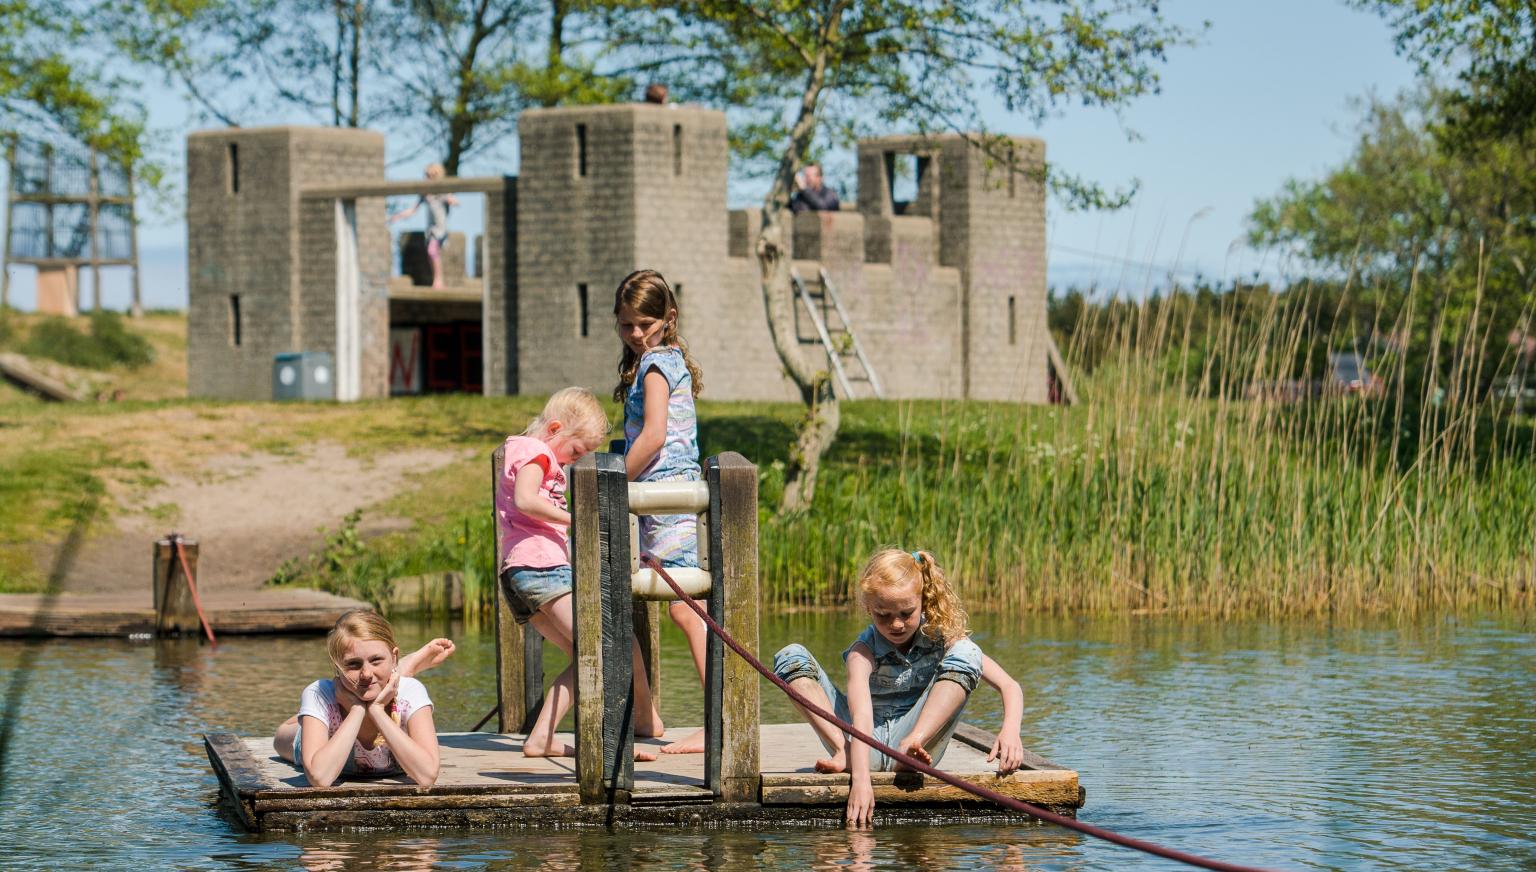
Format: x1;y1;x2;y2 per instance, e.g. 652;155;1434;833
207;723;1084;831
0;588;372;637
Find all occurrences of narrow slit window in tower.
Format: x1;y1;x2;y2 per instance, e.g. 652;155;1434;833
1008;296;1017;345
229;294;242;346
577;283;589;337
575;125;588;177
673;125;683;176
1007;145;1017;199
228;143;240;194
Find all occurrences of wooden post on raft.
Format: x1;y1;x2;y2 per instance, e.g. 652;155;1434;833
491;445;544;734
705;452;761;803
570;453;636;802
564;450;761;808
153;536;199;635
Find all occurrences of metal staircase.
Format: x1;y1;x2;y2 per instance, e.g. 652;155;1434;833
791;267;885;400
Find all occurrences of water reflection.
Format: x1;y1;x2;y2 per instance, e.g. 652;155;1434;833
0;613;1531;870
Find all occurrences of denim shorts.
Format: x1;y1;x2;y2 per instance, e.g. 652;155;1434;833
771;643;977;771
499;565;572;625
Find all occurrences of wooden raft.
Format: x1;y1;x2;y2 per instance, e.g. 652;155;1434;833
0;588;371;637
206;722;1083;831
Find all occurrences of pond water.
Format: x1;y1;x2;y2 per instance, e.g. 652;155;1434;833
1;612;1532;871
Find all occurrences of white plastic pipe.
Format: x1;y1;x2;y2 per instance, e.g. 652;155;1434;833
630;567;711;600
627;481;710;515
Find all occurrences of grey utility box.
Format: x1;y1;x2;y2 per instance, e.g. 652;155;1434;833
272;352;335;401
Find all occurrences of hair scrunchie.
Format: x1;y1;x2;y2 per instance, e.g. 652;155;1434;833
911;551;925;565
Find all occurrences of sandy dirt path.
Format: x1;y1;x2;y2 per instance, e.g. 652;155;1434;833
48;443;462;595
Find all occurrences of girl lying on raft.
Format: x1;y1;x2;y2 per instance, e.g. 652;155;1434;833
273;610;454;787
773;548;1026;828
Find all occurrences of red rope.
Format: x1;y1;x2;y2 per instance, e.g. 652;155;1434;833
171;533;217;646
640;555;1273;872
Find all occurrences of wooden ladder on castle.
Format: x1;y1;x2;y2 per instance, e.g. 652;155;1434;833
791;267;886;400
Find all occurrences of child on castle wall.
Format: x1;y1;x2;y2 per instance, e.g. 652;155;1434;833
388;163;460;290
497;386;664;758
612;269;712;755
773;549;1027;827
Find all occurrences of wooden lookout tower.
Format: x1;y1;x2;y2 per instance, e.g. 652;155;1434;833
2;136;141;316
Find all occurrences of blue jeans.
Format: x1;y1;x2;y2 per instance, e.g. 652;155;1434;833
500;565;571;625
772;643;978;771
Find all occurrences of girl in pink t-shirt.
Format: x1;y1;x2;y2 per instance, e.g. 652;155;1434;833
497;387;664;758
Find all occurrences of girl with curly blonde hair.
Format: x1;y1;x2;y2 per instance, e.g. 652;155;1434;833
772;548;1027;827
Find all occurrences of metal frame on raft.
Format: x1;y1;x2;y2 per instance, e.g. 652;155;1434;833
491;450;761;805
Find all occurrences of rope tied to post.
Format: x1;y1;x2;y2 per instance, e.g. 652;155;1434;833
639;554;1273;872
168;532;217;646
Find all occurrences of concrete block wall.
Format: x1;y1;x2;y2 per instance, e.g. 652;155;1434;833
858;134;1048;402
188;126;386;400
290;128;388;398
187;112;1051;406
482;181;514;395
516;105;645;396
187;129;298;400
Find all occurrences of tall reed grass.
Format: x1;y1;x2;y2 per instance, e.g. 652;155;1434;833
761;278;1536;616
293;277;1534;618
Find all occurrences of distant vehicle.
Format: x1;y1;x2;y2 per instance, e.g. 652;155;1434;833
1327;352;1381;396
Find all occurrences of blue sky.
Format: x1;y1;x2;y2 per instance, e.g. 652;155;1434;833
3;0;1418;311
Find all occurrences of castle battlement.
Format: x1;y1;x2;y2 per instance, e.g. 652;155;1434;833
186;105;1054;404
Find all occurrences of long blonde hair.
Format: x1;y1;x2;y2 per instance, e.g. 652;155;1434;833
523;386;609;444
327;609;398;671
612;269;704;402
857;549;969;645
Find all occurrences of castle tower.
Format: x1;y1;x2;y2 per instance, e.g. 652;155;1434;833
186;127;385;400
515;104;729;396
857;134;1049;403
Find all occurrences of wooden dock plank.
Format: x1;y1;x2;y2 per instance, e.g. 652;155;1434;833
208;724;1082;831
0;588;371;637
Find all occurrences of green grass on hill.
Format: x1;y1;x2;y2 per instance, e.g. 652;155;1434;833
2;310;1531;615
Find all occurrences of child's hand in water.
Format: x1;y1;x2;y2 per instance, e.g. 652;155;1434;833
845;777;875;828
988;729;1024;774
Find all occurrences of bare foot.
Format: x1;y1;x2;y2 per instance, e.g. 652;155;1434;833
635;748;659;762
893;743;932;772
522;739;576;758
814;751;847;773
400;638;455;678
635;711;665;739
660;727;706;755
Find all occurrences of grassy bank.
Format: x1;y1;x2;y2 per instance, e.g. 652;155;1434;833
2;309;1531;615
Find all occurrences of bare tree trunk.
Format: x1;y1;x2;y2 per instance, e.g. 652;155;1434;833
753;6;845;513
544;0;567;108
348;1;363;127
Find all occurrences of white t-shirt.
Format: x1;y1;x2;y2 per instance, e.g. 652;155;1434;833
297;677;433;774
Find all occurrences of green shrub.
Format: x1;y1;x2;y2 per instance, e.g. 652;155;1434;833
21;312;154;369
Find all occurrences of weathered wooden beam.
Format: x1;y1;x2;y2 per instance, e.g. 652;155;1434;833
596;453;635;798
569;455;606;803
0;352;85;402
492;446;544;733
633;600;660;709
299;176;506;198
706;452;761;804
950;722;1068;771
153;537;199;636
759;768;1081;807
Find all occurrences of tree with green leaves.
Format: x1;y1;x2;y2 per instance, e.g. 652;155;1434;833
1;1;144;163
110;0;627;172
1355;1;1536;143
613;0;1196;512
1249;89;1536;410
